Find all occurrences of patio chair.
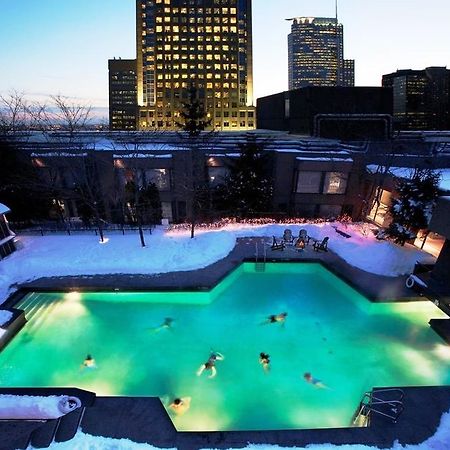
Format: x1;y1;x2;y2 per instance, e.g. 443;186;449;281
313;236;329;252
297;228;310;245
282;229;294;245
271;236;285;251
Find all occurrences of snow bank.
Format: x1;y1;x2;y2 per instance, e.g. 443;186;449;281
187;222;433;277
0;394;79;419
0;222;435;321
0;229;236;309
0;309;13;325
36;407;450;449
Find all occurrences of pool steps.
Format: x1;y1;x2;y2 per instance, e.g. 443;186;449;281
353;388;405;427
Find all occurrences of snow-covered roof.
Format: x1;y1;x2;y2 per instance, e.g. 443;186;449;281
0;203;10;215
113;153;172;159
366;165;450;192
297;157;353;163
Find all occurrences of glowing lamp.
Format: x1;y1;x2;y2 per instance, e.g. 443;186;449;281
296;239;306;251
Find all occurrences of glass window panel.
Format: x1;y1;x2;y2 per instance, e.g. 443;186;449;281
296;171;321;193
323;172;348;194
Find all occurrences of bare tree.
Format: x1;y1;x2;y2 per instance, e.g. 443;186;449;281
0;91;30;136
107;130;165;247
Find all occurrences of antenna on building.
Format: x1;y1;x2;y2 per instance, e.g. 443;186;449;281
335;0;340;86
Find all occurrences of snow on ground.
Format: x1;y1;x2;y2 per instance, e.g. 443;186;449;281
197;221;434;277
0;222;444;448
0;309;12;324
34;408;450;449
0;222;435;316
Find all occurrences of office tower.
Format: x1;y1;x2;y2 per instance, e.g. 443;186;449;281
287;17;354;89
342;59;355;87
108;59;138;130
383;67;450;130
136;0;255;131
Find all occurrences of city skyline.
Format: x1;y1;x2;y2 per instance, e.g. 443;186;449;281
1;0;450;118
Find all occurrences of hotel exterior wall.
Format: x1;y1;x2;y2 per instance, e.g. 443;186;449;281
271;152;363;218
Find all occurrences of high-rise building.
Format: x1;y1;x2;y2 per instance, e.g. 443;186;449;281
342;59;355;87
287;17;354;90
382;67;450;130
136;0;255;131
108;59;138;130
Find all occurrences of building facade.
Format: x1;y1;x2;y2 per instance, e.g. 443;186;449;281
257;87;393;139
136;0;255;131
108;59;138;130
287;17;354;90
382;67;450;131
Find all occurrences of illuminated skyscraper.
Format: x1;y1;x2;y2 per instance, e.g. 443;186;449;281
287;17;354;89
136;0;255;131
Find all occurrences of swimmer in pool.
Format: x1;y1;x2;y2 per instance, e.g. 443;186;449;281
81;354;97;369
196;351;224;378
259;352;270;372
169;397;191;415
262;312;287;326
303;372;327;388
151;317;174;332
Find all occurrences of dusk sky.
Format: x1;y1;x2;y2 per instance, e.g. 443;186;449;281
1;0;449;117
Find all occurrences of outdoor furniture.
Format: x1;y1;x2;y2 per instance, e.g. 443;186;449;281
313;236;329;252
271;236;285;251
282;229;294;245
297;228;310;244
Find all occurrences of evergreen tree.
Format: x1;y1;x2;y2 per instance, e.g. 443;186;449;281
175;86;211;137
385;169;440;245
175;86;213;238
214;138;273;216
0;138;53;224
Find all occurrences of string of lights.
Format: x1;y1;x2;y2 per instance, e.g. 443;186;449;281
167;215;353;232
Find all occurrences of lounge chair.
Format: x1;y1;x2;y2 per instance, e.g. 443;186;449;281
296;228;310;245
282;229;294;245
271;236;285;251
313;236;329;252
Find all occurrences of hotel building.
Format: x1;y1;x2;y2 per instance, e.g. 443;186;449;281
136;0;255;131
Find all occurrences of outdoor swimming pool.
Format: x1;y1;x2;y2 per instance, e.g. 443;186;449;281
0;262;449;431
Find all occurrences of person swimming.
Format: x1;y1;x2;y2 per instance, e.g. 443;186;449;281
152;317;174;333
303;372;327;388
262;312;288;326
259;352;270;372
196;351;224;378
82;354;97;369
169;396;191;415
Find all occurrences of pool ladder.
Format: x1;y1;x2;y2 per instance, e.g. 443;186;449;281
352;388;405;427
255;239;267;272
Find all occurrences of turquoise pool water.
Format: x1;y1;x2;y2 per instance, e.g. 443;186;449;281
0;263;449;431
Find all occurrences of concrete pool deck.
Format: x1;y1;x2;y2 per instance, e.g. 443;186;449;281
1;237;449;449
